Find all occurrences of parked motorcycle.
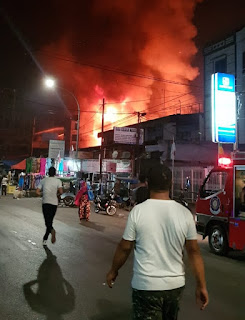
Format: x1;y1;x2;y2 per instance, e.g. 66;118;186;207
59;192;75;207
94;193;117;216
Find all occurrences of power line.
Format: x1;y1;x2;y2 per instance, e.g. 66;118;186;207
81;114;137;136
81;94;202;137
24;98;137;114
37;50;203;89
79;105;102;131
138;92;190;114
104;96;164;105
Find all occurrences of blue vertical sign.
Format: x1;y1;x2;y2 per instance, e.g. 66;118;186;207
212;73;236;143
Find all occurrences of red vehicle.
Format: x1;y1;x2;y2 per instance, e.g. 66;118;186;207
196;152;245;255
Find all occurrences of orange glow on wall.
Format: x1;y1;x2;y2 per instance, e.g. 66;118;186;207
34;127;64;136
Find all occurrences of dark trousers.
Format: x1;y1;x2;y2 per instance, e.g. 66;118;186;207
42;204;57;240
132;287;184;320
2;185;7;196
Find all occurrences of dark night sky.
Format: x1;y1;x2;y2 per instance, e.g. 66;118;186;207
1;0;245;146
194;0;245;47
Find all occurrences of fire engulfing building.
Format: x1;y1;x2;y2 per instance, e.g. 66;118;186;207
84;113;223;169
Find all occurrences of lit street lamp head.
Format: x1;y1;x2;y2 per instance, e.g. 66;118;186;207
44;78;55;89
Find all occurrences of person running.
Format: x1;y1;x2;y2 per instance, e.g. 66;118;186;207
36;167;63;246
107;164;208;319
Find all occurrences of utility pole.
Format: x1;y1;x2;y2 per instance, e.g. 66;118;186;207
31;116;36;157
135;112;146;177
99;98;105;187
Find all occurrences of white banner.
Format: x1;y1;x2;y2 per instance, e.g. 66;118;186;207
113;127;144;145
48;140;65;159
81;159;132;173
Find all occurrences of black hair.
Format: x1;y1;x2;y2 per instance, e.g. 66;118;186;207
48;167;56;177
148;164;172;192
139;174;146;183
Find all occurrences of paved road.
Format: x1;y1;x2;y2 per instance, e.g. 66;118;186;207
0;196;244;320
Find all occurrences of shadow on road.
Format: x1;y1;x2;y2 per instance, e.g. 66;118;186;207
23;247;75;320
90;299;131;320
201;244;245;262
228;251;245;261
80;220;105;232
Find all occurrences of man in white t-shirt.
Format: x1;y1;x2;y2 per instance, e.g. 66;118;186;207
36;167;63;246
107;164;208;319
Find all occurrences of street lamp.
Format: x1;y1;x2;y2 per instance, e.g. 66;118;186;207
44;77;80;158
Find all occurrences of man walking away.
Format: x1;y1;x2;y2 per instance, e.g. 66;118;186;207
1;175;8;196
107;164;208;319
36;167;63;246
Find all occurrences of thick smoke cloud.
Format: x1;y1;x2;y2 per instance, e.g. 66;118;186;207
41;0;203;147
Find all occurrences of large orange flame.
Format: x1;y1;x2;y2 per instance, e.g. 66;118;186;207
39;0;203;148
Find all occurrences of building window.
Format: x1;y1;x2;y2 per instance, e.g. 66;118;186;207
242;52;245;73
214;57;227;73
72;134;77;142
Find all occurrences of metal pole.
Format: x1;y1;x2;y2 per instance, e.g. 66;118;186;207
99;98;105;180
136;112;140;177
171;156;174;199
135;112;146;177
31;116;36;157
70;94;80;159
171;137;175;199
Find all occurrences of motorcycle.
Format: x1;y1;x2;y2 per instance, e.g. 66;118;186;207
59;192;75;207
94;193;117;216
115;195;133;211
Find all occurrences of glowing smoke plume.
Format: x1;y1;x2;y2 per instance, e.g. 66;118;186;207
41;0;203;148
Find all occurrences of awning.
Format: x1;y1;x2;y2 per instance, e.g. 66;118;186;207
11;159;26;170
0;160;19;168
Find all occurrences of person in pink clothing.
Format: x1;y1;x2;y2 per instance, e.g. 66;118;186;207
75;181;90;222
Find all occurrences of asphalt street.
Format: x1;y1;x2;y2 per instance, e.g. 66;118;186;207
0;196;244;320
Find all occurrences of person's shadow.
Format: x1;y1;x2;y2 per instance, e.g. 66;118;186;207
23;247;75;320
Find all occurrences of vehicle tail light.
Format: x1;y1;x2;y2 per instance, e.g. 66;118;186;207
218;157;232;167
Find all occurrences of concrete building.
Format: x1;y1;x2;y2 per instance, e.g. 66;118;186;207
204;27;245;146
93;113;224;167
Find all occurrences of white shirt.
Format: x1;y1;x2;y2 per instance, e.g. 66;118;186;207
37;177;62;206
1;177;8;186
123;199;197;291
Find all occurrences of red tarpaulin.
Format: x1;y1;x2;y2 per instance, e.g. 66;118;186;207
11;159;26;170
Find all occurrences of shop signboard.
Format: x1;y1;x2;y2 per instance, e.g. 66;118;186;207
113;127;144;145
48;140;65;159
116;160;131;173
81;159;132;174
211;73;236;143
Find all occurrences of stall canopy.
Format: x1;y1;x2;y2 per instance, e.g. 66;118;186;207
11;159;26;170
